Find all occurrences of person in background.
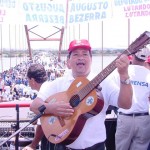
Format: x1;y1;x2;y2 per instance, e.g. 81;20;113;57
30;39;132;150
144;56;150;150
145;56;150;70
0;76;4;101
23;63;52;150
115;47;150;150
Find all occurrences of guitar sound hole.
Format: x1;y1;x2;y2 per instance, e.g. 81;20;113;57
70;95;80;107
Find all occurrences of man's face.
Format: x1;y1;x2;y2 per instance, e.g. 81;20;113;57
68;48;92;77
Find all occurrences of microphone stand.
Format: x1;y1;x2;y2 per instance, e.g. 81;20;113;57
15;104;19;150
0;105;46;147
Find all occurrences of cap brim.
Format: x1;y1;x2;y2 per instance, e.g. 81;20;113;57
68;45;91;52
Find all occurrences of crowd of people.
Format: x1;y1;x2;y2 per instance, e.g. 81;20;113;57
0;54;67;103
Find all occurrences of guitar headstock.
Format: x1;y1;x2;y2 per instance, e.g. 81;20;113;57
124;31;150;55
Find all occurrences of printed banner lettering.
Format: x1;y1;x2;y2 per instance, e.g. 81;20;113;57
112;0;150;18
0;0;150;24
68;0;112;24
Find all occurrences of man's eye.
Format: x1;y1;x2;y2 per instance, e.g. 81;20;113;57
83;53;89;56
73;54;78;56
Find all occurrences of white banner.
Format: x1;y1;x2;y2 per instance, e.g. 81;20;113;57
0;0;18;23
0;0;150;24
112;0;150;19
68;0;112;24
0;0;67;25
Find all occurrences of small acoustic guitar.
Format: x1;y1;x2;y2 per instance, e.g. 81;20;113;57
41;31;150;145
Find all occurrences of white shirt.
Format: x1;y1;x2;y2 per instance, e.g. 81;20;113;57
38;71;120;149
111;65;150;114
0;79;4;89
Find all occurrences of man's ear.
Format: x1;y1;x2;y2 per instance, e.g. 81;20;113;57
67;59;71;69
31;78;35;85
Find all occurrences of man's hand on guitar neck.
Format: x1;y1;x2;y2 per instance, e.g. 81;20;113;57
45;101;74;117
116;54;130;78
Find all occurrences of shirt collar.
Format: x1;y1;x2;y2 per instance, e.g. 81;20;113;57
66;70;96;82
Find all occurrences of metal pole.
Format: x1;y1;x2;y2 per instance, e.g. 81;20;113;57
101;21;104;70
58;27;64;62
24;25;32;60
79;24;80;39
0;24;3;72
88;23;89;41
9;24;12;68
19;25;21;63
15;104;19;150
128;19;130;47
15;25;17;65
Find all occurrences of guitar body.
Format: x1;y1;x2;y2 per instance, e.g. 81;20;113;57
41;77;99;144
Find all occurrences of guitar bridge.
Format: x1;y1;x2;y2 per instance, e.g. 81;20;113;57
49;134;61;139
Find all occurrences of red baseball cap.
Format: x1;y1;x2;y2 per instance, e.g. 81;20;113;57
68;39;91;53
145;56;150;63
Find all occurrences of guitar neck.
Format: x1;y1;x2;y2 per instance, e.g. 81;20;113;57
78;58;117;101
78;31;150;100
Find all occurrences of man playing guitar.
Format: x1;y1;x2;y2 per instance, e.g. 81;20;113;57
30;39;133;150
